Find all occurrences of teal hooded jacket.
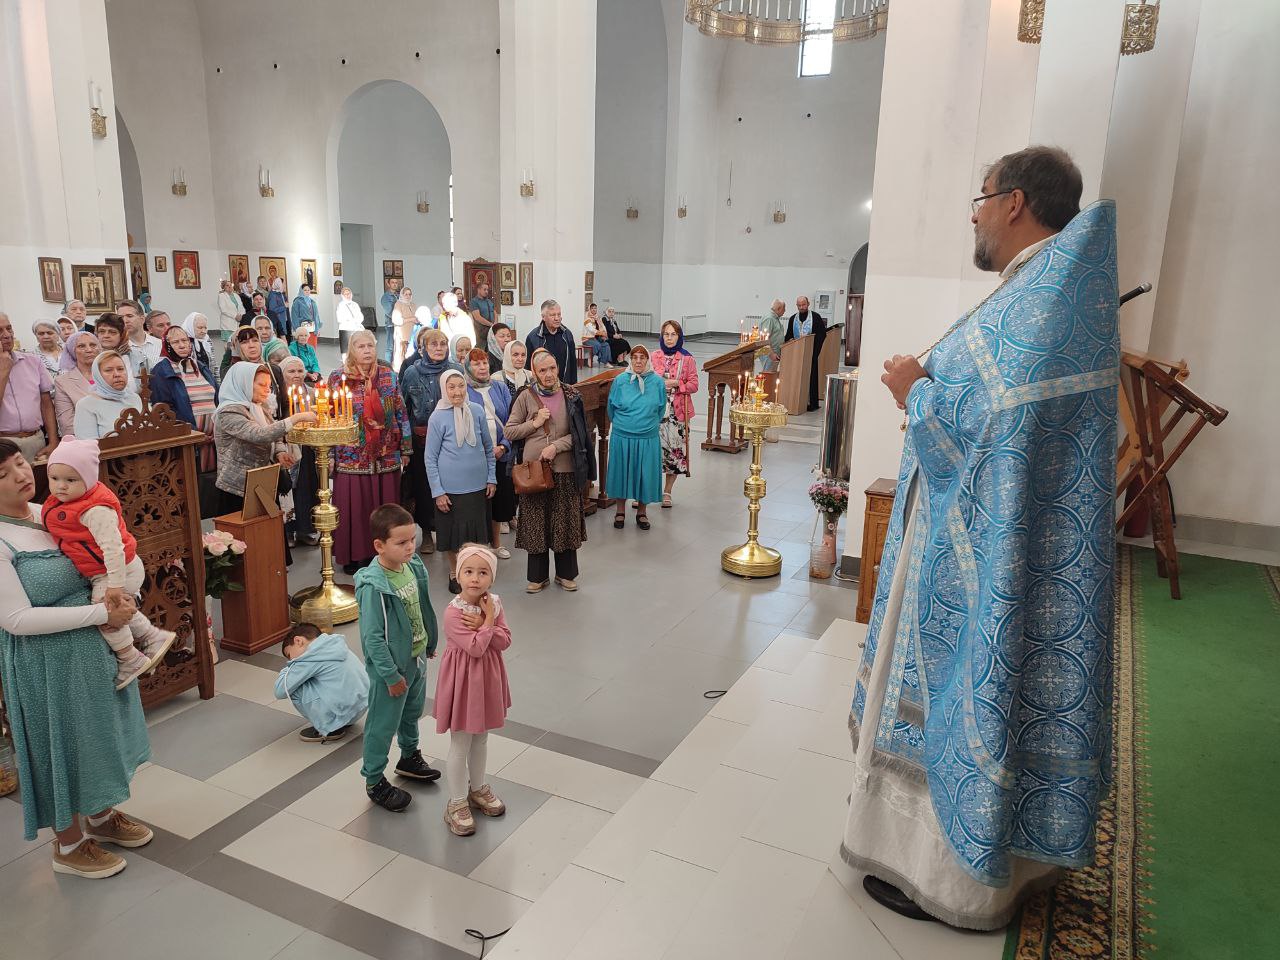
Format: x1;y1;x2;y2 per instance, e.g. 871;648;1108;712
353;555;438;685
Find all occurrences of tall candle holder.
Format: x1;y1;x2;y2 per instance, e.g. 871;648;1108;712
286;383;359;627
721;374;789;578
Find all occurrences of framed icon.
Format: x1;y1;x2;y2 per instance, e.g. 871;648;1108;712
333;279;343;294
499;289;514;306
38;257;65;304
498;262;517;290
584;270;594;292
129;252;149;297
332;262;342;277
71;264;112;312
518;261;534;306
173;250;201;289
154;255;168;273
464;260;496;303
299;259;318;291
382;259;403;279
105;258;128;306
228;254;250;288
585;293;593;312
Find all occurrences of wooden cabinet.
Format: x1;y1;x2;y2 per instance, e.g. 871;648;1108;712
214;510;291;655
855;478;896;623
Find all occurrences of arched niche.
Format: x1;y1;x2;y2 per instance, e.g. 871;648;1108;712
117;109;146;251
324;80;452;315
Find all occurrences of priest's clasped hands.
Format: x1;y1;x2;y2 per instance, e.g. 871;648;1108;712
881;354;928;410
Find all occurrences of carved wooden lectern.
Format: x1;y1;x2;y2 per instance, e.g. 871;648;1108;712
701;341;758;453
574;366;624;514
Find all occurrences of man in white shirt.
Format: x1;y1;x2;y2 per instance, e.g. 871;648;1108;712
116;300;162;370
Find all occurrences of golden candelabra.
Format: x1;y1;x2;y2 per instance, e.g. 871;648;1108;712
721;375;789;578
286;383;359;627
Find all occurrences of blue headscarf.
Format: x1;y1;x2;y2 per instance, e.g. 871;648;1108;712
658;319;691;357
216;361;270;416
60;330;97;372
90;351;141;403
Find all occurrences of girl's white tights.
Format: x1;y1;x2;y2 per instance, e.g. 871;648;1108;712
447;731;489;801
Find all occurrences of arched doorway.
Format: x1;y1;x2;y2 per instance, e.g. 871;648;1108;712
845;242;868;366
116;110;147;295
329;81;452;350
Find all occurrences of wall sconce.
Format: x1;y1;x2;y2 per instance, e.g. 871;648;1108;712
677;194;688;219
416;190;430;214
772;202;787;224
625;198;639;220
171;168;187;197
519;168;535;198
258;165;274;198
88;81;107;139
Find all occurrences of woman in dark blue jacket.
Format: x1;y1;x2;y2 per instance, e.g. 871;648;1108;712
267;278;291;341
151;325;219;470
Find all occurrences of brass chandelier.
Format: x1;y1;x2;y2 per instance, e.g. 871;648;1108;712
685;0;889;46
1018;0;1159;55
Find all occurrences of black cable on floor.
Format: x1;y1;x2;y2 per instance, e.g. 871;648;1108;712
465;926;511;959
703;689;727;699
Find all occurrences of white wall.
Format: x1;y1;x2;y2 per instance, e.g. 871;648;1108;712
1146;0;1280;530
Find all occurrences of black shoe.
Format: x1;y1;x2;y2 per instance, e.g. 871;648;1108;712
448;577;462;594
299;726;323;742
366;776;412;812
862;875;936;922
342;562;360;576
395;749;442;782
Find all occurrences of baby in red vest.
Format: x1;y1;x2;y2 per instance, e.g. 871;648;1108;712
43;436;177;689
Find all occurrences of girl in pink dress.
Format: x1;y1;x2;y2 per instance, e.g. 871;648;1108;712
434;543;512;836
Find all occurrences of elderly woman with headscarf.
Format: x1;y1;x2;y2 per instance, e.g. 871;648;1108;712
328;330;411;575
391;286;417;370
426;369;496;593
73;352;141;440
465;348;514;559
401;328;461;554
606;346;665;530
289;320;322;384
182;312;217;381
498;339;532;398
504;347;594;593
53;330;101;437
650;319;699;507
31;320;64;376
449;334;473;368
212;361;316;519
277;355;318;545
267;277;291;341
291;283;320;341
487;322;514;369
150;325;219;469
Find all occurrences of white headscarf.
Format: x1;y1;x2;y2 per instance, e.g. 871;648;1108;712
271;277;285;293
435;369;477;447
501;339;532;391
182;311;214;365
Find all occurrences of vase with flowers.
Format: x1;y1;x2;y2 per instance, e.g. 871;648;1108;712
202;530;247;662
808;477;849;579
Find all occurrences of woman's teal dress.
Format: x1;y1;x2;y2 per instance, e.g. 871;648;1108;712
0;518;150;840
606;371;666;504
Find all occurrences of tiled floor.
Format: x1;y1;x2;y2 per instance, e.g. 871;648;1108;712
6;334;1264;958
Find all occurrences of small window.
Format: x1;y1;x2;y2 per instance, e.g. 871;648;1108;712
798;0;836;77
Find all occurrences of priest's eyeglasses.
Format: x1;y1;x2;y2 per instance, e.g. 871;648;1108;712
970;190;1014;215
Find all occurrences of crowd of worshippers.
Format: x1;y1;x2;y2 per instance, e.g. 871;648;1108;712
0;288;700;593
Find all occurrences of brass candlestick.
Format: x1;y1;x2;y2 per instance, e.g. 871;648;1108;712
721;378;789;578
287;419;359;628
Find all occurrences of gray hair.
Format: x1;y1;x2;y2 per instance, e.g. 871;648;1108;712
540;299;559;314
984;145;1082;232
66;299;86;311
32;319;60;336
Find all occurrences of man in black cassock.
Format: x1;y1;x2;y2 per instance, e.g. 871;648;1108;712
783;295;827;411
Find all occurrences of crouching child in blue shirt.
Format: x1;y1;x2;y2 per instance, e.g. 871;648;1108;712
275;622;370;743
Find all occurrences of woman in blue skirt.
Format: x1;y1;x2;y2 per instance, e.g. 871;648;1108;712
606;345;665;531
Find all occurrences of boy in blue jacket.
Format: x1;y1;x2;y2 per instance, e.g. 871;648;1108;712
355;503;441;811
275;623;370;743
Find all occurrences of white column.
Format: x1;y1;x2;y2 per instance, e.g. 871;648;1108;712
499;0;597;338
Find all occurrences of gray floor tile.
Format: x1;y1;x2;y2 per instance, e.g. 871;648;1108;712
658;602;786;663
548;676;723;761
271;931;378;960
0;797;49;867
342;775;550;876
501;658;605;730
535;732;660;778
708;584;813;627
57;875;301;960
147;693;305;780
0;844;180;960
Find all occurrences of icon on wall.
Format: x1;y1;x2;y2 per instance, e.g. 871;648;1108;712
228;254;250;288
333;280;343;294
464;260;496;304
153;255;168;273
332;262;343;278
38;257;65;304
584;270;594;292
518;262;534;306
129;252;149;297
382;259;404;279
499;262;517;291
499;289;514;307
299;259;317;291
259;256;287;295
173;250;201;289
72;264;112;312
105;258;128;306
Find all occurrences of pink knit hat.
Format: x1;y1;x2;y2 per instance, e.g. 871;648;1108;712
47;436;101;491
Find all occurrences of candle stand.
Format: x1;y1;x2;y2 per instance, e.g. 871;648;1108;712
721;376;790;578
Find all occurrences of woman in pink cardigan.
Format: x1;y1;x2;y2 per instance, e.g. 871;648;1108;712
650;320;699;507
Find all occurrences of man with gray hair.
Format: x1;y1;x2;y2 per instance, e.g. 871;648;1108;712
842;145;1117;930
0;312;59;462
524;299;578;385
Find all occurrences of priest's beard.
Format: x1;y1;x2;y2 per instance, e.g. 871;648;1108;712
973;224;996;272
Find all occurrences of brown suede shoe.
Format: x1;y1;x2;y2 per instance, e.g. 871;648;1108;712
85;811;154;848
52;839;126;879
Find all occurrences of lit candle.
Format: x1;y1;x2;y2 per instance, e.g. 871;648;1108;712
345;388;353;422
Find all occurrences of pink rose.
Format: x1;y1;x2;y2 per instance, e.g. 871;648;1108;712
207;541;228;556
229;539;247;555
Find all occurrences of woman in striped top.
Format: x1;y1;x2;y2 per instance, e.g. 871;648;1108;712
150;324;219;471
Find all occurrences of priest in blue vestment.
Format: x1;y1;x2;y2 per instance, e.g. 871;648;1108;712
840;146;1119;930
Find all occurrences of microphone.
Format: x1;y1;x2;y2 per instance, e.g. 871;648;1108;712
1119;282;1152;306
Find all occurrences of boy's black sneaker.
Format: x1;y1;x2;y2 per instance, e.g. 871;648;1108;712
300;724;350;743
395;750;442;782
367;776;412;812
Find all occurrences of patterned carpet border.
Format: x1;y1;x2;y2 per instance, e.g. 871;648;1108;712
1004;546;1154;959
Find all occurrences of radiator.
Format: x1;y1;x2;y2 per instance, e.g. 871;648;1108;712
614;311;655;334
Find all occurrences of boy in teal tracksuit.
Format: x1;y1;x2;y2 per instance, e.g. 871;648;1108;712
354;504;441;811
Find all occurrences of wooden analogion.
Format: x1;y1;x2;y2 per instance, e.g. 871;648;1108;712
855;478;895;624
700;341;758;453
576;366;624;515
